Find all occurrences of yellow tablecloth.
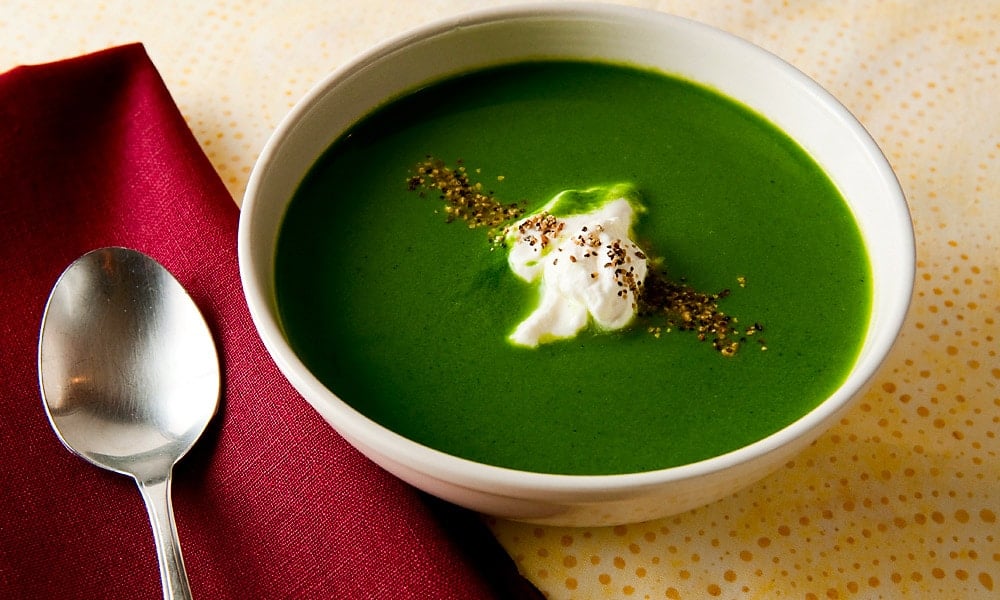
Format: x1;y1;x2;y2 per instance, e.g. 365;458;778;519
5;1;996;597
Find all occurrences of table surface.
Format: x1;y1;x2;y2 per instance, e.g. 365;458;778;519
4;1;997;598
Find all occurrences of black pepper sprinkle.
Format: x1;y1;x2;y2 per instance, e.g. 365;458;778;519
408;157;525;241
637;270;754;356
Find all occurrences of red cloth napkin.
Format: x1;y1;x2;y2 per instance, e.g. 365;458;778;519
0;44;540;600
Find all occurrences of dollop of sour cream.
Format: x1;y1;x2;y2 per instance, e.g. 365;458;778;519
505;185;649;347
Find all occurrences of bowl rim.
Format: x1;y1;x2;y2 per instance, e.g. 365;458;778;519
239;1;915;497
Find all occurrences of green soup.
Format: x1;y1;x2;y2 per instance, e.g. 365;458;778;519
275;61;871;475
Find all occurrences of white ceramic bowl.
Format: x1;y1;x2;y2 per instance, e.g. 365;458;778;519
239;3;914;526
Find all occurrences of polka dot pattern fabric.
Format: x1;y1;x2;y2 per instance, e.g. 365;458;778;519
3;1;995;598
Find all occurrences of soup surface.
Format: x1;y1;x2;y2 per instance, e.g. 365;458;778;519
276;61;871;475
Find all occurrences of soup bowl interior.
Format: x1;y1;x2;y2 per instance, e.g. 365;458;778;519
239;3;914;526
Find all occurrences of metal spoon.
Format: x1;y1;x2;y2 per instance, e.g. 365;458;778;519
38;247;220;600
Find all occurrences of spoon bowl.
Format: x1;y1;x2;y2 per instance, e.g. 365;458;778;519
38;246;219;599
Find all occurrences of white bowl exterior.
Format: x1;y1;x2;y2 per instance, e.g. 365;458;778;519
239;3;914;526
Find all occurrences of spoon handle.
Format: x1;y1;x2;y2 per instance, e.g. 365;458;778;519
137;475;193;600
